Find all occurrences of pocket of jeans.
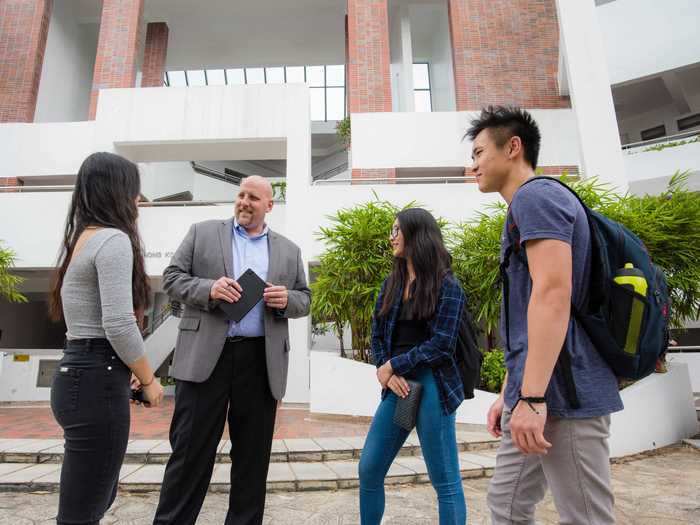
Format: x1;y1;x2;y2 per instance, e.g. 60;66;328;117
50;367;82;417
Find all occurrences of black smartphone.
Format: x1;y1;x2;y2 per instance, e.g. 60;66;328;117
130;388;149;406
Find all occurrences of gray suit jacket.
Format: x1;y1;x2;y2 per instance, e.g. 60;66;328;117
162;218;311;399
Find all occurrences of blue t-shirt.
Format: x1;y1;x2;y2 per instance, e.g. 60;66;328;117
501;179;623;418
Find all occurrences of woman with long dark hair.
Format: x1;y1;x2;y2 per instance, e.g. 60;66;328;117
48;151;163;525
359;208;467;524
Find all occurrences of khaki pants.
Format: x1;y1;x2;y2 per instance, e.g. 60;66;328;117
487;410;615;524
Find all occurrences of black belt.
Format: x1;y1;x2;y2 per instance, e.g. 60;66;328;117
225;336;265;344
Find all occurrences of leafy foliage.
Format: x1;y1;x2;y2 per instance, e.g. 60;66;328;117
311;197;404;362
480;348;506;393
0;242;27;304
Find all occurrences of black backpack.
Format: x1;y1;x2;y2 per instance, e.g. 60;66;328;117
454;301;483;399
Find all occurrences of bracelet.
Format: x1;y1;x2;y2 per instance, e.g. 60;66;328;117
141;375;155;387
517;394;546;414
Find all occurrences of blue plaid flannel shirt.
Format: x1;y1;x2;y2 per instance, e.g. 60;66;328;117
371;273;466;415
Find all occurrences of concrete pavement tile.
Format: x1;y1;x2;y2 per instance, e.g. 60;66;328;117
0;464;61;483
284;438;323;452
126;440;165;454
118;464;144;481
338;436;366;451
459;452;497;469
149;441;172;454
289;462;338;490
211;463;231;484
0;463;33;476
270;439;287;454
120;464;166;484
324;460;359;480
266;462;295;483
3;439;63;453
393;456;428;475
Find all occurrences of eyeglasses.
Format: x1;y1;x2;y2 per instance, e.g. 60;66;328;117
390;224;401;239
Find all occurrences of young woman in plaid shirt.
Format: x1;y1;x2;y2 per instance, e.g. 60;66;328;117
359;208;468;525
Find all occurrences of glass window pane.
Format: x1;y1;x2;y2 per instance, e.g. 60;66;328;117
413;63;430;90
306;66;325;87
246;67;265;84
326;87;345;120
286;66;305;83
266;67;285;84
414;90;432;112
310;88;326;121
206;69;226;85
167;70;187;87
226;68;245;85
187;70;206;86
326;65;345;87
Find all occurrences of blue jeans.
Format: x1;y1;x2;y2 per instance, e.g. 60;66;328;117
359;367;466;525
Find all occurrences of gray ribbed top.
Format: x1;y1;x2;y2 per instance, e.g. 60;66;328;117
61;228;145;364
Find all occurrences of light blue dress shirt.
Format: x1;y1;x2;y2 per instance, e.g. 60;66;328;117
227;220;269;337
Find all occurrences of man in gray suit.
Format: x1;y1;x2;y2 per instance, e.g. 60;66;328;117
154;176;311;525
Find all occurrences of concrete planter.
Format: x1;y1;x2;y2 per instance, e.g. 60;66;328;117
310;353;698;457
309;352;498;425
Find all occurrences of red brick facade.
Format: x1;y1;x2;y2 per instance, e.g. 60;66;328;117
0;0;52;122
347;0;395;180
88;0;143;119
141;22;168;88
0;177;23;192
448;0;570;111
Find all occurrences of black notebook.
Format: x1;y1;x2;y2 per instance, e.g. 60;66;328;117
218;268;267;322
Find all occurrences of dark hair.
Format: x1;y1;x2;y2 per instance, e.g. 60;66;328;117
465;105;541;169
49;152;151;322
379;208;452;320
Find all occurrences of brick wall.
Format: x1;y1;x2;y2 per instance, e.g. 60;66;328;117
347;0;395;180
0;177;23;192
89;0;143;119
0;0;52;122
141;22;168;88
448;0;570;111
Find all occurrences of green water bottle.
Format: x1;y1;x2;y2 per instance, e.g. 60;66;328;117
613;263;648;355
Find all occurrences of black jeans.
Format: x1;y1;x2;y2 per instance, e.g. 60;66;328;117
154;337;277;525
50;338;131;525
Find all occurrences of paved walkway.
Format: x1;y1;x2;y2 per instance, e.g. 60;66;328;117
0;447;697;524
0;401;371;439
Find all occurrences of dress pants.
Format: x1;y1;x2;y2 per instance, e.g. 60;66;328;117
154;337;277;525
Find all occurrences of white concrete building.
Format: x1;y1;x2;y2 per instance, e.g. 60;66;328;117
0;0;698;452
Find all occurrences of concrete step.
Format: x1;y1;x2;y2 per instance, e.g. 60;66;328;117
0;431;500;465
0;451;498;493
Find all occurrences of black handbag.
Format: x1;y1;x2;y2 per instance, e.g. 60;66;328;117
392;380;423;431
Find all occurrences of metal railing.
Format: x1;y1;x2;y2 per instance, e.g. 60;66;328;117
314;175;477;185
0;185;73;192
622;130;700;151
667;345;700;353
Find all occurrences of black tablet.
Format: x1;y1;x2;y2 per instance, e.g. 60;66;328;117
218;268;267;322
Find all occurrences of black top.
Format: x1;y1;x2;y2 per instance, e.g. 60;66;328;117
391;297;430;357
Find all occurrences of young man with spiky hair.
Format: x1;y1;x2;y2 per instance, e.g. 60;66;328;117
466;106;621;524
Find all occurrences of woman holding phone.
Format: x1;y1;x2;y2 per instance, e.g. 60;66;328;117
48;152;164;525
358;208;468;525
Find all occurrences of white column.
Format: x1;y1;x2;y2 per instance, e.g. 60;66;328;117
399;6;415;112
556;0;628;192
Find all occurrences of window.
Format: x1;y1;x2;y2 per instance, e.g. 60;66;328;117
186;70;206;86
164;64;347;121
206;69;226;86
413;63;432;112
677;113;700;132
641;125;666;141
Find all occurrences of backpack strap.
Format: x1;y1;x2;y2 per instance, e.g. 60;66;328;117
503;177;581;409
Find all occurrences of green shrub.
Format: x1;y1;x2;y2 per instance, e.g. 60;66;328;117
481;349;506;393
